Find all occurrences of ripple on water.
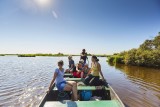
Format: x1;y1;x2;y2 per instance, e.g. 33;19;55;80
15;86;47;107
0;56;160;107
107;63;160;107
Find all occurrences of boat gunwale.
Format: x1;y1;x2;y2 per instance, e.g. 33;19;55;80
109;84;125;107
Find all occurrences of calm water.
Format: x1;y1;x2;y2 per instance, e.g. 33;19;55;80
0;56;160;107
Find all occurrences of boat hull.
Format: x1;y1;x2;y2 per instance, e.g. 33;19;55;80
38;76;125;107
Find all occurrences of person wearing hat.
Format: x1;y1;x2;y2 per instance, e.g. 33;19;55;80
66;55;76;73
80;49;88;64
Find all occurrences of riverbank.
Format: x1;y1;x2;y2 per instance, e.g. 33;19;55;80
0;53;108;57
107;33;160;68
17;53;68;57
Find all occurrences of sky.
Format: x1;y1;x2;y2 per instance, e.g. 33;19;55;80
0;0;160;54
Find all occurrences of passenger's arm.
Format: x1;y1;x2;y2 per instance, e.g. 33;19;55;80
68;63;74;71
86;53;88;59
48;72;57;91
71;63;74;69
87;68;91;75
76;65;81;72
80;54;82;60
87;63;92;75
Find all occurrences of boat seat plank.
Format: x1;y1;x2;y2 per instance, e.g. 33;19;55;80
64;74;73;78
64;73;72;75
53;86;110;91
65;78;82;81
44;100;120;107
77;86;110;90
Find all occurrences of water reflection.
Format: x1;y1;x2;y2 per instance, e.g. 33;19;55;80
115;64;160;87
109;63;160;107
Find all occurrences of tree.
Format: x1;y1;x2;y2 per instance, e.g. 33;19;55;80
109;32;160;68
153;35;160;49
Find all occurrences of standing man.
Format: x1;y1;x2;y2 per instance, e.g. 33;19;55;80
80;49;88;64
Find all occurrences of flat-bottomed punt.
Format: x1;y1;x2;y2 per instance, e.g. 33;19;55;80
39;74;125;107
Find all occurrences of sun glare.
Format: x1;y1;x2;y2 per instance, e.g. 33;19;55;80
34;0;52;8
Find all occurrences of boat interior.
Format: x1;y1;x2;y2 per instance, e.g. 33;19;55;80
40;74;123;107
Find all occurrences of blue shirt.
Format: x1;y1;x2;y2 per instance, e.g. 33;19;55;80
69;59;75;68
55;68;65;85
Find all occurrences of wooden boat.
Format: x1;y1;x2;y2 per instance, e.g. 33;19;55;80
38;74;125;107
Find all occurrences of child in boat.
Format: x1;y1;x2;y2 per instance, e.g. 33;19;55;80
84;55;105;86
72;60;84;78
83;63;91;78
65;55;76;73
48;60;78;101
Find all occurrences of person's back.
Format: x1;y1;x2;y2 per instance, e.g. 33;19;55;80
91;63;99;77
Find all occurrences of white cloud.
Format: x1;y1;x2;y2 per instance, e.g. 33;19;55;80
52;10;58;19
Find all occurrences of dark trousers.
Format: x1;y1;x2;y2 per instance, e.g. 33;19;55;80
84;74;99;86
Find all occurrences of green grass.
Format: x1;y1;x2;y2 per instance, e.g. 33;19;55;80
1;53;110;57
18;54;36;57
17;53;68;57
0;54;5;56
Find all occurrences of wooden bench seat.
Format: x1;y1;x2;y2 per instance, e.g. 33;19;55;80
44;100;121;107
53;86;110;91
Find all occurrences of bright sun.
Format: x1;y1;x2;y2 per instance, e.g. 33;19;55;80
34;0;52;8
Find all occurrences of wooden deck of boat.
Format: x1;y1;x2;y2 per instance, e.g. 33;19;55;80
44;100;121;107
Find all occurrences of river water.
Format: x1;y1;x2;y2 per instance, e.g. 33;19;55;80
0;56;160;107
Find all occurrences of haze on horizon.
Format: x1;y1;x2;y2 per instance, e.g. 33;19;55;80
0;0;160;55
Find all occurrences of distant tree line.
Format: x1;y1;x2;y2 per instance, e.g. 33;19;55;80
0;54;5;56
18;53;66;57
108;32;160;68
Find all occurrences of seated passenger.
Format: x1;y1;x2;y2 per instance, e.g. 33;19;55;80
48;60;78;101
65;55;76;73
80;59;85;67
84;56;105;86
72;60;84;78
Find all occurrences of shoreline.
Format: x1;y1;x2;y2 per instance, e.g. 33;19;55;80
0;54;108;57
107;55;160;69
